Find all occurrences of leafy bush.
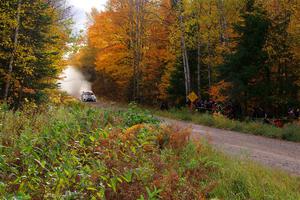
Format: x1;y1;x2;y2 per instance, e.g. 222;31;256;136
0;104;299;199
121;103;159;127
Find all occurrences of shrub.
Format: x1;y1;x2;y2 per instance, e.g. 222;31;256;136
122;103;159;127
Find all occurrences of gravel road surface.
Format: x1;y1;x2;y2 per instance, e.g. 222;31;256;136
161;118;300;176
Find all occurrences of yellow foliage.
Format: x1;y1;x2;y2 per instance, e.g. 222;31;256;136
85;0;176;102
209;80;232;103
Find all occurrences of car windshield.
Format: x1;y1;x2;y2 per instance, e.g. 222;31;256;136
83;92;94;95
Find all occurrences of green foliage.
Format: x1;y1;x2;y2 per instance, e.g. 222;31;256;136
282;124;300;142
0;103;299;199
168;59;186;105
218;0;300;116
219;0;271;116
138;186;162;200
121;103;159;127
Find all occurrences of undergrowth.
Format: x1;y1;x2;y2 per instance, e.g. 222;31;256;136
155;108;300;142
0;103;299;199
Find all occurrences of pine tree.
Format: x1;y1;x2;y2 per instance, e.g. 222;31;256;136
219;0;270;116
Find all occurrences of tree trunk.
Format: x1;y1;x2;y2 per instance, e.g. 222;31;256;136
184;44;191;93
181;34;189;99
131;0;145;102
4;0;21;101
129;0;140;102
207;34;212;89
273;0;280;14
135;0;140;101
196;1;202;97
207;3;212;89
197;34;201;97
217;0;228;46
178;1;191;100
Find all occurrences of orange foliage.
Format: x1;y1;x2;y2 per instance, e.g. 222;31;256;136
209;80;232;103
87;0;176;102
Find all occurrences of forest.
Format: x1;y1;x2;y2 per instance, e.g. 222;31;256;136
1;0;300;199
0;0;71;108
70;0;300;118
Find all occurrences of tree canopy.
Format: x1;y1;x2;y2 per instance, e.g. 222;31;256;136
71;0;299;117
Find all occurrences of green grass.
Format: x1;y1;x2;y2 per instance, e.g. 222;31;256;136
0;103;299;199
155;108;300;142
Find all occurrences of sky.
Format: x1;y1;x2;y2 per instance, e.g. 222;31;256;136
68;0;107;32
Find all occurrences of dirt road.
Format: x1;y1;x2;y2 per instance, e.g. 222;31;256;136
161;118;300;176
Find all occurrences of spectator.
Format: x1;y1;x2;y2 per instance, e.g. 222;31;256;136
263;113;271;124
295;108;300;119
160;101;169;110
288;108;295;119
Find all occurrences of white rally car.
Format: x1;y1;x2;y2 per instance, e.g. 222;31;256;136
81;91;97;102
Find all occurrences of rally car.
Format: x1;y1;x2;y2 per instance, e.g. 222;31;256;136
81;91;97;102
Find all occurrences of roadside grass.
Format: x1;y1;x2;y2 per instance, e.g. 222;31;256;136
155;108;300;142
0;103;299;199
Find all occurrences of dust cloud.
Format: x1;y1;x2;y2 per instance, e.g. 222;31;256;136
58;66;91;98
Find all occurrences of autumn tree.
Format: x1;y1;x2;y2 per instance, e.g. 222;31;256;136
0;0;71;107
264;0;300;115
168;0;242;104
86;0;175;103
